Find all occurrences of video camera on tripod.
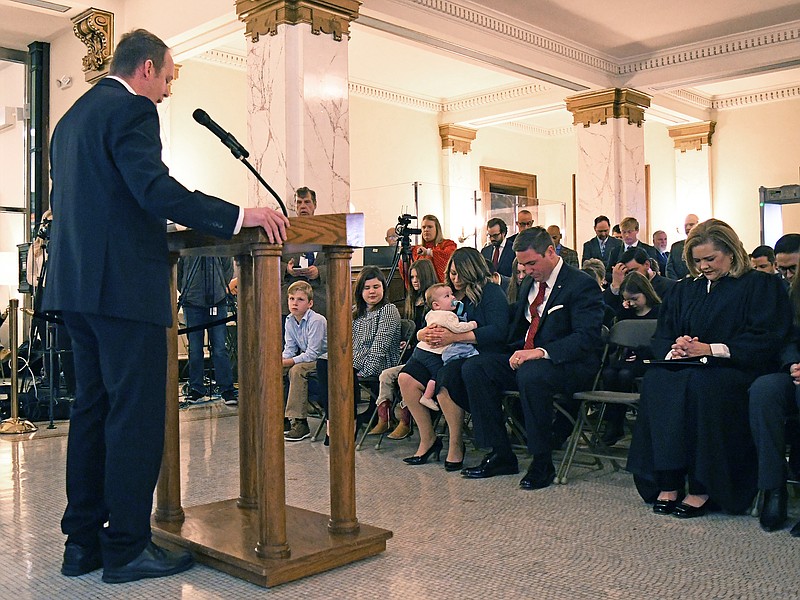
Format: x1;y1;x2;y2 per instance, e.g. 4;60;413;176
395;213;421;243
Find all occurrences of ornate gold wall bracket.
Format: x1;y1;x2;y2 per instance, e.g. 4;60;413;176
668;121;716;152
439;124;477;154
236;0;361;43
566;88;651;128
71;8;114;84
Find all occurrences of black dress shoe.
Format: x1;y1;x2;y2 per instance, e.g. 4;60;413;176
519;460;555;490
102;542;194;584
672;502;707;519
461;451;519;479
790;519;800;537
62;542;102;577
652;498;681;515
759;486;788;532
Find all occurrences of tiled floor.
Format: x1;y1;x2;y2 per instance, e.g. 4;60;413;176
1;404;799;599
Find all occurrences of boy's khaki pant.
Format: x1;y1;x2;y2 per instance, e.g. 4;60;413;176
283;360;317;419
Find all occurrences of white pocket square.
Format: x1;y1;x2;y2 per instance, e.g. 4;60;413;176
547;304;564;315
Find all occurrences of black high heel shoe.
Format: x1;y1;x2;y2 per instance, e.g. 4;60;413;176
403;437;443;465
444;442;466;472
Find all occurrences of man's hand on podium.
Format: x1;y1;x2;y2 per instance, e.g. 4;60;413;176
242;207;290;244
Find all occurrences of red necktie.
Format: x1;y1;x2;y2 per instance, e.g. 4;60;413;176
492;246;500;270
523;282;548;349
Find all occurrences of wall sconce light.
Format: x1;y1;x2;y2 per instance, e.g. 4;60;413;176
55;75;72;90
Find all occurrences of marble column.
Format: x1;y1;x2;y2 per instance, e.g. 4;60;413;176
566;88;651;247
668;121;715;225
439;124;477;246
237;0;360;215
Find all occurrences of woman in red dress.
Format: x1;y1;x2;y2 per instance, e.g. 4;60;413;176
411;215;457;283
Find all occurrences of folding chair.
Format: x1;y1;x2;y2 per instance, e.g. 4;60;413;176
556;318;657;484
356;318;416;450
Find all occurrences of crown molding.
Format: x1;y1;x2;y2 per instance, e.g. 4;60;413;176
403;0;617;75
195;49;249;71
619;21;800;76
711;85;800;110
399;0;800;85
349;82;442;112
443;83;551;112
665;84;800;111
506;122;573;138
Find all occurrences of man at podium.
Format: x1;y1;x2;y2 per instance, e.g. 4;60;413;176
43;29;288;584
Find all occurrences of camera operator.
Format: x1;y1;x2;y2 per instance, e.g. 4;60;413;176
26;209;76;398
409;214;456;283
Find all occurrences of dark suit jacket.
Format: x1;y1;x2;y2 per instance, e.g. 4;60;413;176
557;245;579;268
481;241;515;277
508;265;604;367
666;240;689;279
43;78;240;327
653;249;669;277
605;241;661;282
582;236;622;267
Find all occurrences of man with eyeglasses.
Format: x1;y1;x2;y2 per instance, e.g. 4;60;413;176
516;210;534;232
749;231;800;535
481;218;515;277
774;234;800;282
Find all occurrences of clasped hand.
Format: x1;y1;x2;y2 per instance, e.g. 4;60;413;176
670;335;711;359
425;324;456;348
509;348;544;370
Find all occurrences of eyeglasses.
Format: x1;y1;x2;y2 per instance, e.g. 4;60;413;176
517;221;533;228
778;264;797;276
488;232;504;239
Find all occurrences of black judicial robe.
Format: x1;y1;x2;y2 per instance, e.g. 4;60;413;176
627;270;791;513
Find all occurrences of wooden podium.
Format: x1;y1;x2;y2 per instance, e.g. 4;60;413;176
152;214;392;587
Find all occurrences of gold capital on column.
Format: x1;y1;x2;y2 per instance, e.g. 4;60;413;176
236;0;361;42
668;121;716;152
439;124;477;154
71;8;114;84
565;88;651;128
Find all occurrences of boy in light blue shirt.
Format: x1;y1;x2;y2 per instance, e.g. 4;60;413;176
282;281;327;441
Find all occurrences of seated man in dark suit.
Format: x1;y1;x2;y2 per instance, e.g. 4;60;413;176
582;215;622;268
604;247;675;312
480;217;515;277
461;227;604;489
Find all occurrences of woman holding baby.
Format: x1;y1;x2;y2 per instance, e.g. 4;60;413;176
398;247;509;470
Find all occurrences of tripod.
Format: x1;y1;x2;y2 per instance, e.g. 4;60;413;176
385;216;421;302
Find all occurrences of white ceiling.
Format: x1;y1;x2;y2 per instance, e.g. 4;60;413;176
2;0;799;133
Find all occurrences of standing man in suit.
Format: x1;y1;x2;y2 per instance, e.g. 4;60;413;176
461;227;604;489
281;187;327;317
43;30;289;584
652;230;669;276
480;218;515;277
581;215;622;268
546;225;579;268
666;213;699;279
605;216;660;282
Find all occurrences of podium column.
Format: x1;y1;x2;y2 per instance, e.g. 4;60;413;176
236;253;258;508
326;247;358;533
252;244;290;558
155;253;184;523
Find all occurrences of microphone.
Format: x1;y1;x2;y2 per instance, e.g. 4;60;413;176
192;109;249;159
